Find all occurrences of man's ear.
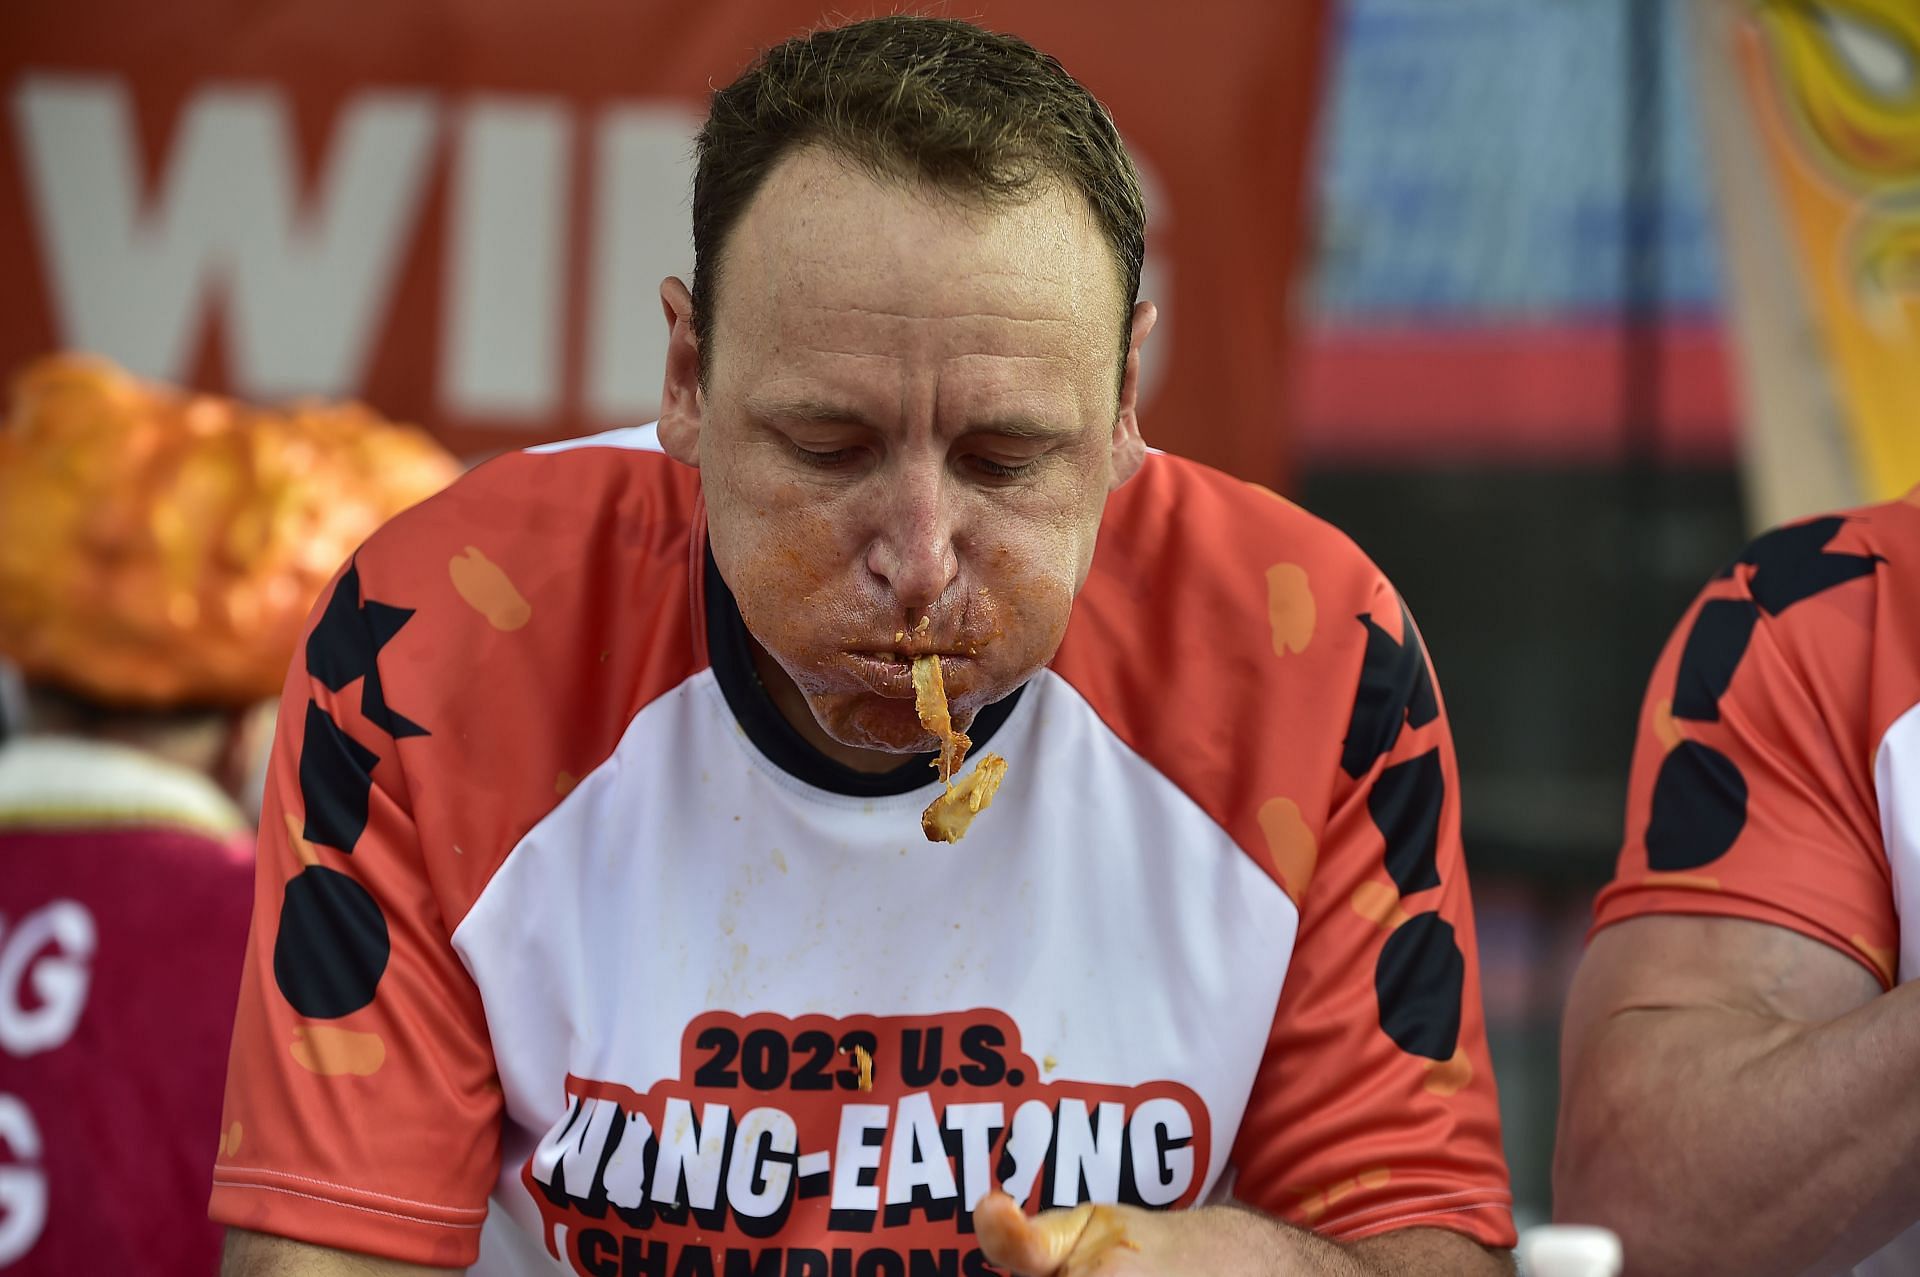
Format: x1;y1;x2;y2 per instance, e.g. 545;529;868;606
1109;300;1158;492
656;276;702;466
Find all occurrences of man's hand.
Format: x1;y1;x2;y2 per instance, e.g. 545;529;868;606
974;1193;1511;1276
976;1193;1155;1275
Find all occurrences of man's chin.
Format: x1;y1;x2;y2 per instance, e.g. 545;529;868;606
807;694;940;757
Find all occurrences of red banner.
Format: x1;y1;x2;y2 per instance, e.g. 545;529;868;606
0;1;1325;485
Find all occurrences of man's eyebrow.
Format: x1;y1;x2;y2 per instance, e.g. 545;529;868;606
745;399;1075;441
744;398;878;430
965;416;1077;442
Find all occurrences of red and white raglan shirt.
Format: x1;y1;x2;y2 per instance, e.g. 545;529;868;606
209;427;1514;1272
1;736;255;1275
1594;489;1920;1276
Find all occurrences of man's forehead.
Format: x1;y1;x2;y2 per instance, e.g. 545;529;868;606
719;147;1123;330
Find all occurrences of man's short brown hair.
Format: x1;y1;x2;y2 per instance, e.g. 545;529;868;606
690;15;1146;379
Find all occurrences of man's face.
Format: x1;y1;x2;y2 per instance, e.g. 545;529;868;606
659;146;1154;760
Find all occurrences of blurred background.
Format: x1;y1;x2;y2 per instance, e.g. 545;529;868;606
2;0;1917;1238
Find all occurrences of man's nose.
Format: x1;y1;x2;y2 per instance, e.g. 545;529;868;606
866;461;959;612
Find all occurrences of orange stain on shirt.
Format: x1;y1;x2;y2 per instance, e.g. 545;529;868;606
1652;698;1685;751
1296;1191;1329;1224
283;812;318;868
1423;1047;1474;1096
1351;881;1410;931
1257;796;1318;905
290;1025;387;1077
1265;563;1316;656
1295;1167;1392;1223
450;545;531;631
555;771;578;797
216;1120;243;1159
1642;872;1722;892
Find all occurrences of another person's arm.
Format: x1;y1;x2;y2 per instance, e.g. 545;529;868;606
1557;914;1920;1275
1555;513;1913;1274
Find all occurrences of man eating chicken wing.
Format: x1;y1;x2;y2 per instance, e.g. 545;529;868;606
214;16;1515;1276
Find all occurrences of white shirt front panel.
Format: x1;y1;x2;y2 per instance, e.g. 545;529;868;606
454;666;1298;1263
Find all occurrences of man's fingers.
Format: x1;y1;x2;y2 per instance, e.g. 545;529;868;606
974;1193;1091;1275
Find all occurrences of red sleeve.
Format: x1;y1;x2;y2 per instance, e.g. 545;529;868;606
1592;515;1898;987
208;553;501;1267
1229;577;1514;1247
207;448;701;1265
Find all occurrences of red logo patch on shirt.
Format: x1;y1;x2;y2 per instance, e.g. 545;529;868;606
523;1009;1212;1277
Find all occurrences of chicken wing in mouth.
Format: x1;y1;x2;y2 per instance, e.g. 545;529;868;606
911;653;1007;843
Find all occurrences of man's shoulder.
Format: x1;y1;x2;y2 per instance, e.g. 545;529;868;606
345;430;701;633
1075;450;1395;654
1053;453;1414;884
293;434;707;926
1710;493;1920;745
335;430;702;705
1722;491;1920;610
366;427;697;556
1593;493;1920;978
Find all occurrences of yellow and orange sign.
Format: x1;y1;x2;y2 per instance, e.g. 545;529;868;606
1742;0;1920;498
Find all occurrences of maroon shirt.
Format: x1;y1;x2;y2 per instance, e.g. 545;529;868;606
0;738;254;1275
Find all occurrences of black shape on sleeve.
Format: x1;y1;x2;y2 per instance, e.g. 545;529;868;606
1374;913;1465;1062
1645;740;1749;871
1369;749;1446;895
299;702;381;854
1340;599;1439;780
1725;517;1883;616
1671;598;1759;723
272;864;391;1019
305;561;431;739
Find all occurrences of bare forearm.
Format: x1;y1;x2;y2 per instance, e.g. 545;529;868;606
1557;981;1920;1274
1344;1223;1514;1276
976;1192;1510;1276
1175;1206;1510;1276
221;1228;457;1277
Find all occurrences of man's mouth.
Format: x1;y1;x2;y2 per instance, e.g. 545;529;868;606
835;650;975;699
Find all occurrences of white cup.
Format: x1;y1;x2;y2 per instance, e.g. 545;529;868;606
1517;1225;1624;1277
